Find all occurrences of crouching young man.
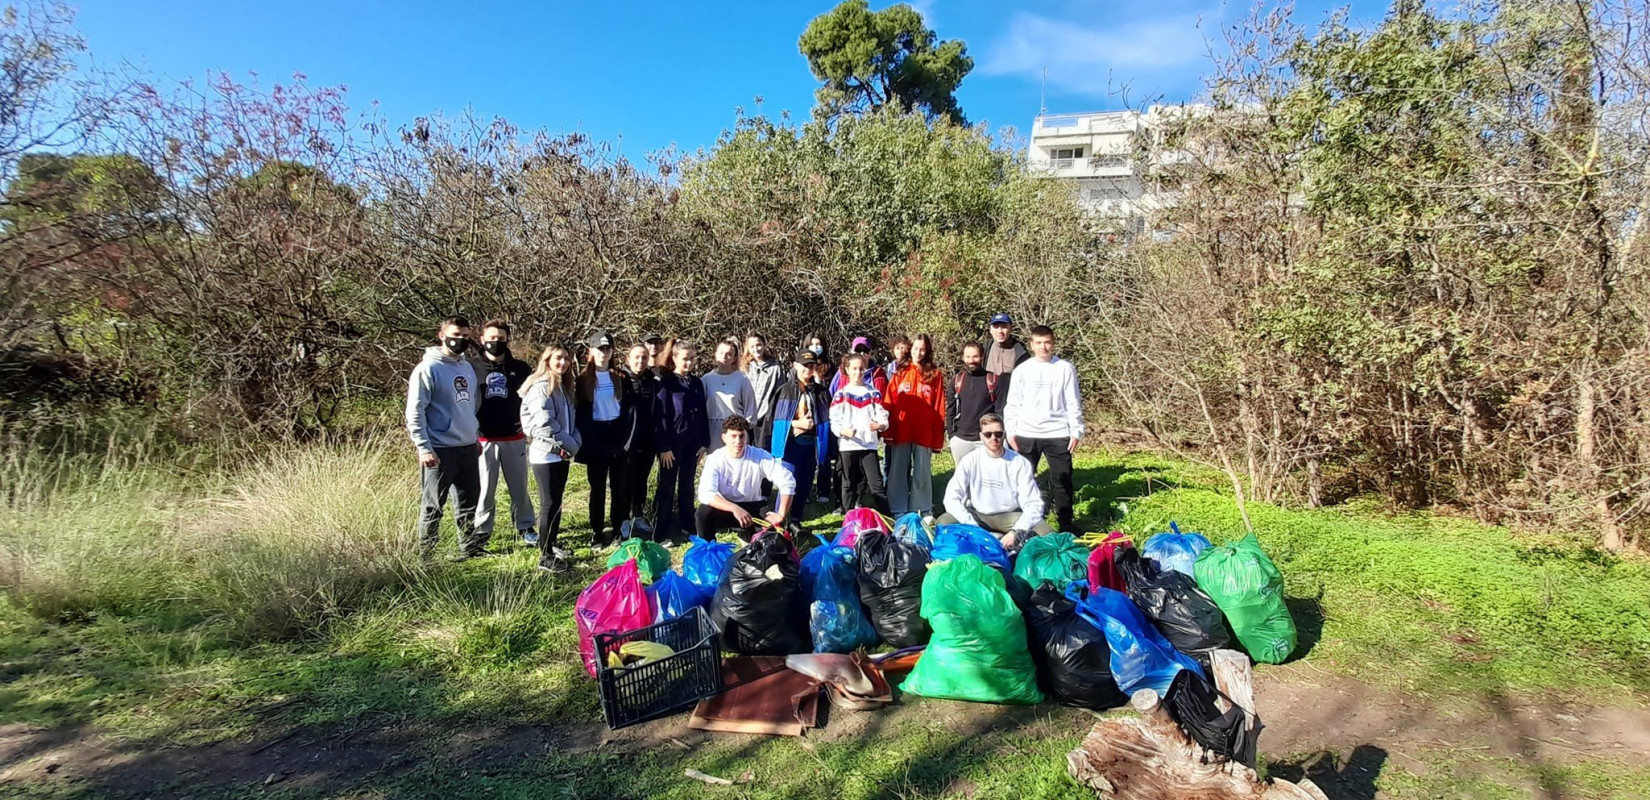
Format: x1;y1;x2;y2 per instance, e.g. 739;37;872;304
937;412;1053;552
694;415;795;541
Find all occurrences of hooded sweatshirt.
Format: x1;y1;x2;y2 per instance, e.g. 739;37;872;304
520;377;582;464
884;363;947;450
406;346;480;454
471;352;531;441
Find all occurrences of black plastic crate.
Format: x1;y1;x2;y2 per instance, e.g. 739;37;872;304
595;607;723;729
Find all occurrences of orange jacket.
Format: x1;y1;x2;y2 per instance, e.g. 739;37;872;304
883;364;947;450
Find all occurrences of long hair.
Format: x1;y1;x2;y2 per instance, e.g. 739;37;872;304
577;340;618;404
911;333;939;381
740;333;766;371
525;345;576;396
888;334;912;372
654;337;677;373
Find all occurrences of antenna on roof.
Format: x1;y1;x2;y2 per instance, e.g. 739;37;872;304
1040;66;1047;115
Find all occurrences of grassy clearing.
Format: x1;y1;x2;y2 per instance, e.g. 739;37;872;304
3;436;1649;799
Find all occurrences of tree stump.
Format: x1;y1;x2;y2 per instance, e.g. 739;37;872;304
1065;650;1327;800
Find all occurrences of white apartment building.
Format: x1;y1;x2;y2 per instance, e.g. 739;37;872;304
1027;105;1204;228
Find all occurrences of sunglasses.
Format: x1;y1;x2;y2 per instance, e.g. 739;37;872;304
981;430;1006;439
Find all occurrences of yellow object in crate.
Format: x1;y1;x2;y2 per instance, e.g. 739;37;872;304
605;640;676;669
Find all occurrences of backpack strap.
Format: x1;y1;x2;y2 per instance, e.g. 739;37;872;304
985;372;997;402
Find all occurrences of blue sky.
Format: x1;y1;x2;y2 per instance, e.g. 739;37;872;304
72;0;1383;158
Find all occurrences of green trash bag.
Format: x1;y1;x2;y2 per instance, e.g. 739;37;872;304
902;554;1044;704
1192;533;1295;663
1012;533;1090;593
606;538;672;585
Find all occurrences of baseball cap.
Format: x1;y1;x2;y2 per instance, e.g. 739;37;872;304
794;351;819;366
850;336;872;352
587;331;614;349
989;313;1012;326
640;332;663;344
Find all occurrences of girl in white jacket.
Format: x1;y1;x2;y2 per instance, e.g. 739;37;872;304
829;353;891;514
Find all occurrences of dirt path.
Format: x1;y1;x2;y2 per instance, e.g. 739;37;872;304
3;669;1647;799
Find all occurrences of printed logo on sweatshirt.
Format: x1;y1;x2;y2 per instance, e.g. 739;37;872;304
453;375;472;406
485;371;509;399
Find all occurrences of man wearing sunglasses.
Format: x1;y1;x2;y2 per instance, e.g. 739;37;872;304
938;412;1051;552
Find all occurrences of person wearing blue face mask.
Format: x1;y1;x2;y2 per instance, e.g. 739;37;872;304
406;315;484;559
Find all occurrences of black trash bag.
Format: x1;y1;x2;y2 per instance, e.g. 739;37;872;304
1023;584;1129;710
709;533;810;655
855;529;930;648
1116;548;1232;667
1163;668;1262;766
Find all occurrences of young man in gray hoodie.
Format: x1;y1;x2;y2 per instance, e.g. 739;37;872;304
406;316;486;558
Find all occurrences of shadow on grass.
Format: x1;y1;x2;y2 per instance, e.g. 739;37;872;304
1267;744;1387;800
1285;596;1327;663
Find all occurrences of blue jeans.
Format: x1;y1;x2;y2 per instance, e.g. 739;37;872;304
781;435;817;511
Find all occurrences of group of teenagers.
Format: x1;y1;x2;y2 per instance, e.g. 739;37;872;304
405;313;1086;572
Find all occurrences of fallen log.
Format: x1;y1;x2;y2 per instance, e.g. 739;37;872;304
1066;649;1327;800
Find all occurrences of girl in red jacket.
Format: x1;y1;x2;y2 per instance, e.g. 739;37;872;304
884;333;947;518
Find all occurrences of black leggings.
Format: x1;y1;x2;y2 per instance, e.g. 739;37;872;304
838;449;890;514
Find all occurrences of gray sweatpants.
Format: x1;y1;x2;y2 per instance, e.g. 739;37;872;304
886;442;935;516
420;444;482;554
949;435;984;464
475;439;534;538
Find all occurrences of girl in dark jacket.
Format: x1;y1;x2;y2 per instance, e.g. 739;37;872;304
652;341;710;544
799;332;841;512
771;352;832;517
617;343;659;539
575;331;625;547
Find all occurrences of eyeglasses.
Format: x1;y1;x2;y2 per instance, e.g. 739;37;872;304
981;431;1006;440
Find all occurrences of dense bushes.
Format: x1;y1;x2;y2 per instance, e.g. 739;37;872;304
2;1;1648;548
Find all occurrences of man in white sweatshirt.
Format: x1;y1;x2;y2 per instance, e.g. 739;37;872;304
695;415;797;541
939;413;1052;550
1002;325;1084;533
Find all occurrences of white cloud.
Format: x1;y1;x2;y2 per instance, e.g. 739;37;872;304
982;11;1212;97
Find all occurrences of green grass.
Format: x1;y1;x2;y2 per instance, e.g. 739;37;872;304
3;437;1649;799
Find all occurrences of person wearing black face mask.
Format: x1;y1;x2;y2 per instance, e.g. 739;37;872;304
470;320;536;549
406;315;486;559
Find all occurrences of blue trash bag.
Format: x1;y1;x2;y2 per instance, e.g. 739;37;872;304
809;544;878;652
932;524;1010;571
683;536;735;592
1065;580;1204;696
894;512;933;550
1141;522;1212;578
648;569;709;623
798;534;835;595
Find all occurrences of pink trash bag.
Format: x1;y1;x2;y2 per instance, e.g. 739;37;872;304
833;507;891;549
1087;532;1134;594
575;559;654;677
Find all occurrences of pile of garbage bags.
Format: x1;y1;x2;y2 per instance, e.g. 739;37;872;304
574;515;1299;709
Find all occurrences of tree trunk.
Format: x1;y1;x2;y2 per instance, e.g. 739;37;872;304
1066;649;1326;800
